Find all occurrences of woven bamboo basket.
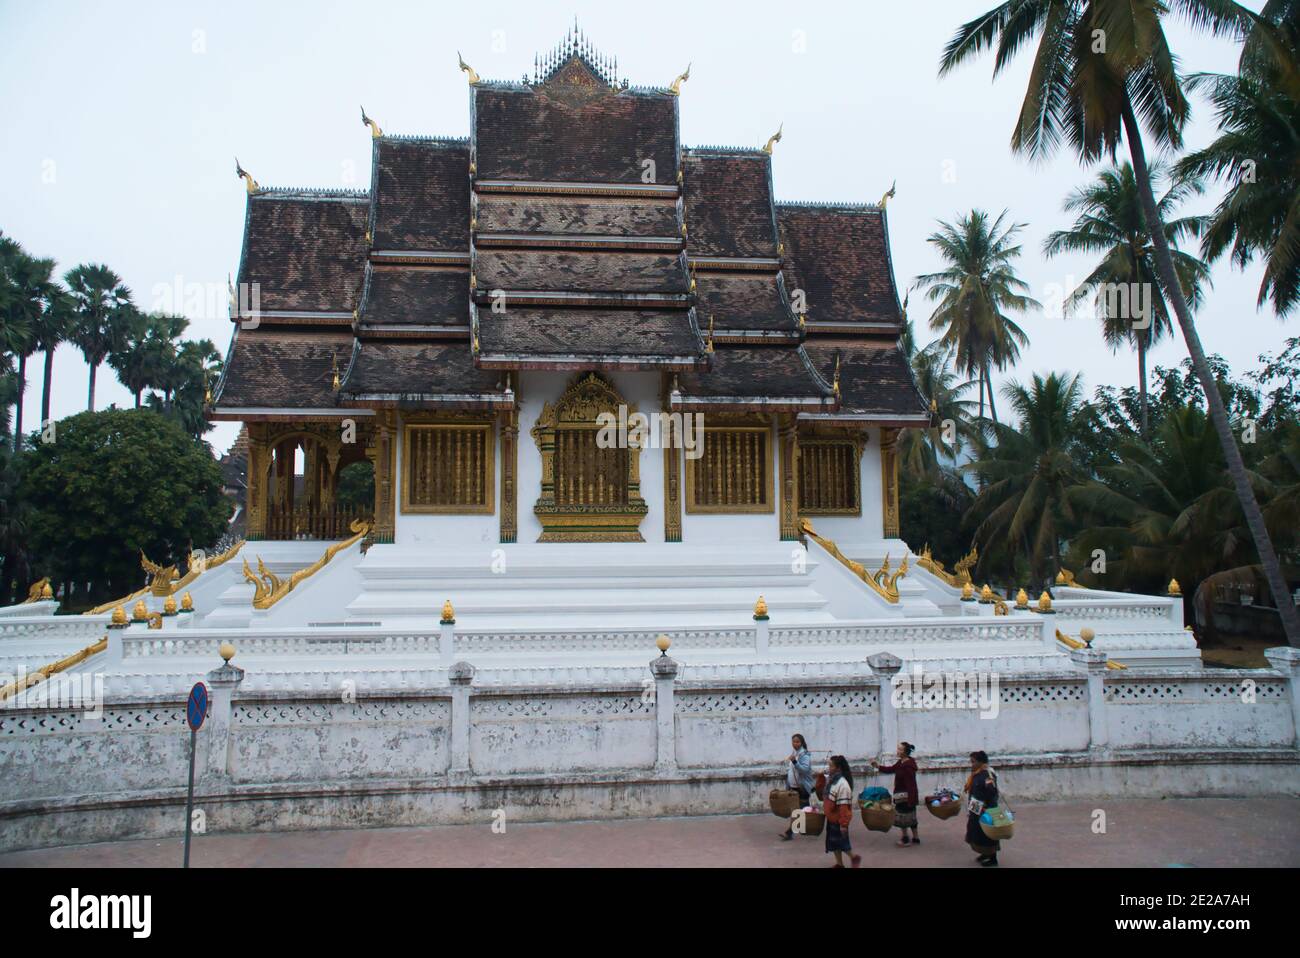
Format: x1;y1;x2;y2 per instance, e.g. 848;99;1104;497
860;802;896;832
926;800;963;820
979;814;1015;841
798;810;826;836
769;788;801;818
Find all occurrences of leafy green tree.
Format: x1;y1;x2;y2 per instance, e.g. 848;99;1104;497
1044;162;1210;434
965;372;1091;586
913;209;1037;422
19;409;231;602
938;0;1300;644
64;264;132;412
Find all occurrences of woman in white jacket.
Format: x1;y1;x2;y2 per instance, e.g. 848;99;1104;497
780;734;815;841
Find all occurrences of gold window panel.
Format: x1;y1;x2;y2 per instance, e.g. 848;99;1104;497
799;438;861;516
401;423;495;514
686;426;773;514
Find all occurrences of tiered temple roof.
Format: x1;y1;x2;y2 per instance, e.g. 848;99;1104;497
211;27;926;424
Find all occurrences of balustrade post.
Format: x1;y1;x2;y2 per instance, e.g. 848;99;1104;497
1069;646;1109;749
448;661;475;777
867;652;901;762
202;650;245;784
1263;647;1300;749
649;653;678;774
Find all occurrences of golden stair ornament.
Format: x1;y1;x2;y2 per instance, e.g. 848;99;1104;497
441;599;455;625
753;595;769;621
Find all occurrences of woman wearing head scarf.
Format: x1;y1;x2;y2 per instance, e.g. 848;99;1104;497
824;755;861;868
872;741;920;846
965;750;1001;866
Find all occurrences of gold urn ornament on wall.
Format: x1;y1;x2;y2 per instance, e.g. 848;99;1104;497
753;595;769;621
440;599;455;625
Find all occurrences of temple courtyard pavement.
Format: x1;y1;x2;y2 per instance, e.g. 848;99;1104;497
3;798;1296;868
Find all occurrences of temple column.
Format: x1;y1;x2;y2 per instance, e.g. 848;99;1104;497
663;375;682;543
500;405;518;544
778;415;800;541
880;427;901;538
246;423;269;540
373;412;396;544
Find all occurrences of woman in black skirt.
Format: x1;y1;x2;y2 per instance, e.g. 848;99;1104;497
823;755;861;868
964;750;1001;866
873;741;920;846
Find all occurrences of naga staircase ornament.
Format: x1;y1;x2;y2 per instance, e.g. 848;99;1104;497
799;518;905;605
243;519;371;610
917;543;978;590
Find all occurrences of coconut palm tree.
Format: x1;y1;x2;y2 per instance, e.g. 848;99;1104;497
937;0;1300;644
1179;7;1300;316
109;311;185;407
1044;162;1211;435
900;331;978;481
912;210;1038;423
965;371;1091;585
3;247;65;449
64;264;133;411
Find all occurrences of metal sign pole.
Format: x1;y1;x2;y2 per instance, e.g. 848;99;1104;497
183;727;197;868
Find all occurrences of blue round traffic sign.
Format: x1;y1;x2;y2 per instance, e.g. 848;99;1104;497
186;682;209;731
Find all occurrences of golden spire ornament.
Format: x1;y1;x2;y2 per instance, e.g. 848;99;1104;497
360;105;383;138
669;63;691;95
1167;578;1182;597
753;595;769;621
978;584;994;604
1015;588;1029;609
132;599;148;622
457;52;480;85
879;180;897;209
961;581;975;601
1035;591;1055;614
705;314;715;354
110;605;128;627
163;595;177;616
234;157;259;193
331;354;341;391
440;599;455;625
761;123;783;155
181;592;194;612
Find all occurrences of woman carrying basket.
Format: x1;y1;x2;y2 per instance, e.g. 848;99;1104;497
872;741;920;846
824;755;861;868
780;734;816;841
964;750;1001;867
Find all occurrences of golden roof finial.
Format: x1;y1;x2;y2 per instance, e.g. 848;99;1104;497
234;157;259;194
331;354;341;391
879;180;897;209
669;63;691;95
360;105;383;138
705;314;715;354
1167;578;1182;597
203;370;212;405
832;353;841;399
761;123;783;156
458;52;480;85
929;396;938;414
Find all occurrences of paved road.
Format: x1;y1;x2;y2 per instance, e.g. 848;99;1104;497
2;798;1295;867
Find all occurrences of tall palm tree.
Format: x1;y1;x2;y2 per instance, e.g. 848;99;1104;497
147;337;221;438
109;311;185;407
34;287;71;430
1044;162;1211;435
900;331;978;480
938;0;1300;644
912;210;1038;423
1178;7;1300;316
965;371;1090;585
0;238;37;445
64;264;132;411
3;249;64;449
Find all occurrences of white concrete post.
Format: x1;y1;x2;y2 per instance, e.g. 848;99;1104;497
439;621;455;660
448;661;475;775
867;652;902;762
1070;647;1109;749
1263;647;1300;749
202;659;245;783
649;654;678;774
755;619;769;655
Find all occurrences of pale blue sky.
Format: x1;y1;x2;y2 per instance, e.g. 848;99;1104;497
0;0;1282;453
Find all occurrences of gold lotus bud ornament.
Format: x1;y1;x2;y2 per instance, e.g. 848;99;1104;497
219;641;236;663
1167;578;1181;597
110;605;128;628
1080;627;1096;648
960;581;975;602
40;581;54;600
1035;591;1055;614
440;599;455;625
180;591;194;612
656;634;671;656
1055;571;1068;586
1015;588;1029;609
132;599;148;622
978;584;994;604
753;595;769;621
163;595;177;616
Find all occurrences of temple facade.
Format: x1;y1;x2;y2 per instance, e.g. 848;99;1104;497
210;29;928;557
